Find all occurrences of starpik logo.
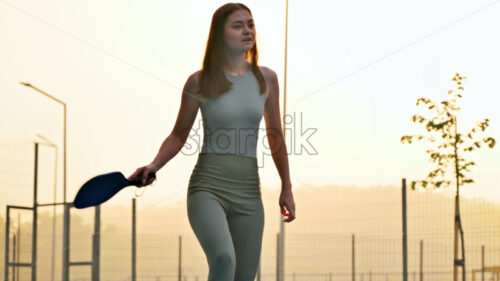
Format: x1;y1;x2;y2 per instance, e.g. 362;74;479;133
180;112;317;168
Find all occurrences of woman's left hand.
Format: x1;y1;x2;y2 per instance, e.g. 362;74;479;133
279;186;296;223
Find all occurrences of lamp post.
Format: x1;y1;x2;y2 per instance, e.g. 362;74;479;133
20;82;67;204
20;82;69;281
278;1;289;281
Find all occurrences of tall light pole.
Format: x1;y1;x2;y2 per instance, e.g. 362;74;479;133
20;82;67;204
278;0;289;281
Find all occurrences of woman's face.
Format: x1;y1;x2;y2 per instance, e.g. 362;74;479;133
224;9;255;53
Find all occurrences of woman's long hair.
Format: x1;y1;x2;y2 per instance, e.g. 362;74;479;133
197;3;267;99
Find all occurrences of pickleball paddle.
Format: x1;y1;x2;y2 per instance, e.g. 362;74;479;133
73;171;156;209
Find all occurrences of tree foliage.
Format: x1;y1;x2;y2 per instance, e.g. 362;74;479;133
401;73;496;190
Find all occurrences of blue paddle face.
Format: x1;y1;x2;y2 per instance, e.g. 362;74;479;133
73;172;129;209
73;171;156;209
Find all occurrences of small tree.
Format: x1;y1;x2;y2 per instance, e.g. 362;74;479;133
400;72;495;281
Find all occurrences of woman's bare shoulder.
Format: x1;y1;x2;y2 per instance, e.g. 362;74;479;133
188;70;202;86
183;70;204;102
258;66;278;100
258;66;277;81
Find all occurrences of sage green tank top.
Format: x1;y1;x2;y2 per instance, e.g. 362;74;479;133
195;69;267;159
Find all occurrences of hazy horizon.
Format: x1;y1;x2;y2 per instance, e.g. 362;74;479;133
1;183;499;280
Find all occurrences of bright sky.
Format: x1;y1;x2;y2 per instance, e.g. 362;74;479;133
1;0;499;208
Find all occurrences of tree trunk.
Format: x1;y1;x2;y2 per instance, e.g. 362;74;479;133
453;116;466;281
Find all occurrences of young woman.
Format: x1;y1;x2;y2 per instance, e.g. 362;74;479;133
129;3;295;280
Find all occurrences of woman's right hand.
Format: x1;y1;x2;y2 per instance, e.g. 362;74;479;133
128;164;158;187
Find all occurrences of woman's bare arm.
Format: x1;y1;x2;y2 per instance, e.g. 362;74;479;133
262;67;292;189
149;71;202;171
262;66;296;222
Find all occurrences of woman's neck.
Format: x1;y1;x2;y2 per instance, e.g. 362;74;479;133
224;52;249;75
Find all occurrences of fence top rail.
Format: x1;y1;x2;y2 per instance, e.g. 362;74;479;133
7;262;32;267
69;261;93;266
37;202;66;207
472;267;500;272
6;205;34;210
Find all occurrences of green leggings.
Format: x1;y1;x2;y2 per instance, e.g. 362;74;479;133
187;153;265;281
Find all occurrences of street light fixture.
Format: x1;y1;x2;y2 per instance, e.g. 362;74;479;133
19;82;67;204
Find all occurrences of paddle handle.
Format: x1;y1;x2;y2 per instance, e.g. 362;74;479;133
129;172;156;187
